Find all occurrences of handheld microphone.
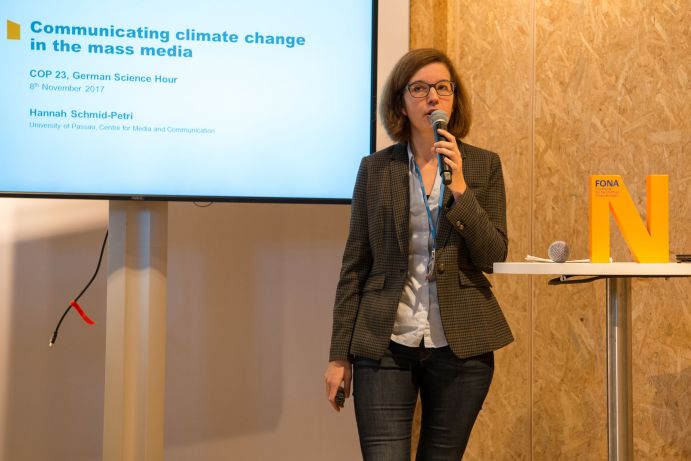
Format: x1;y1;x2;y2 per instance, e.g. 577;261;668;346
430;110;452;185
547;241;570;263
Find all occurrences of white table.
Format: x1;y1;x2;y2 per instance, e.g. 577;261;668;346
493;262;691;461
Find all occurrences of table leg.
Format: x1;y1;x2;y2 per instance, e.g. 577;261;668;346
606;277;633;460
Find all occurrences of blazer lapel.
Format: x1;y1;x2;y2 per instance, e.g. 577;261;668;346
436;140;467;250
436;184;454;249
390;143;409;256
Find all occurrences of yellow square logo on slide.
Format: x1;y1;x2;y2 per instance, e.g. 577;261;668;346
7;20;20;40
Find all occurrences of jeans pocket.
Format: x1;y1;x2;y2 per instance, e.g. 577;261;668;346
471;350;494;367
352;356;381;369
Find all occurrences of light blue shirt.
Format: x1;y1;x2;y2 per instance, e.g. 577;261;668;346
390;144;449;348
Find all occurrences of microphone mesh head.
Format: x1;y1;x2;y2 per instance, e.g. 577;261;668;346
429;110;449;127
548;241;570;263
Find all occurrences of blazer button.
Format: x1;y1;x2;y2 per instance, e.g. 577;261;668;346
456;221;465;230
437;263;445;274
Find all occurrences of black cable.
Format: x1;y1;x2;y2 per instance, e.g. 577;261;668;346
548;274;688;285
49;230;109;347
548;275;605;285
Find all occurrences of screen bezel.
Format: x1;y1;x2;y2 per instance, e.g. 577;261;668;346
0;1;379;205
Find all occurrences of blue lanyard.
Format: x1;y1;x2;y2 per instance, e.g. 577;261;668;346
411;155;445;247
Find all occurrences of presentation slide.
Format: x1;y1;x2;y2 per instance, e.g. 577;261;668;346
0;1;374;201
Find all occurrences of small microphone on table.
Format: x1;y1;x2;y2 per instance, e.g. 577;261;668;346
547;241;570;263
526;240;582;263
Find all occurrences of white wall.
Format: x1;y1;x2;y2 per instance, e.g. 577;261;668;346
0;2;408;460
163;202;356;460
0;199;108;460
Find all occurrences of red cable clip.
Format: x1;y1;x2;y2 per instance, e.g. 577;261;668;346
70;300;96;325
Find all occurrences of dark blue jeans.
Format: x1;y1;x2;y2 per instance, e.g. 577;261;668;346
353;341;494;461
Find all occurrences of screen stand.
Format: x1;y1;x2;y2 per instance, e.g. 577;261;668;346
103;201;168;461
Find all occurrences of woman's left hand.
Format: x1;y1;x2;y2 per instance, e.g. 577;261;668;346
432;128;467;199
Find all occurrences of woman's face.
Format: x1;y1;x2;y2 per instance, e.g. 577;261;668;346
402;62;454;138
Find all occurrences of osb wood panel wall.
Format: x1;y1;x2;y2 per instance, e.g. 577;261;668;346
410;0;691;460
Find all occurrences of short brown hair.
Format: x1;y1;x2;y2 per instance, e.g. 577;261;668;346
380;48;472;142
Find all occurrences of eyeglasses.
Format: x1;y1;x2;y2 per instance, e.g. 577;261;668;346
406;80;455;98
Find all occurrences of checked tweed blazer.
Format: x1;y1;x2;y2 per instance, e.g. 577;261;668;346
329;141;514;362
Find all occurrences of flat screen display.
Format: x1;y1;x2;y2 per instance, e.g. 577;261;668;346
0;1;376;202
